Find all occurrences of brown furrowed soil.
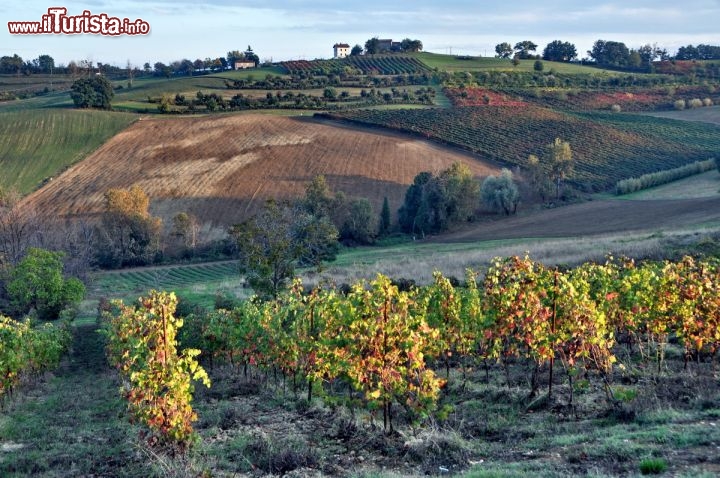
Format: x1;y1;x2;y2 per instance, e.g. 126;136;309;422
20;114;498;231
437;197;720;243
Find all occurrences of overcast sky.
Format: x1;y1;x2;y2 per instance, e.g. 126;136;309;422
3;1;720;66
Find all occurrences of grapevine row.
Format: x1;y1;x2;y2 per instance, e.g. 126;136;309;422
189;255;720;428
0;316;70;400
102;291;210;448
278;56;430;76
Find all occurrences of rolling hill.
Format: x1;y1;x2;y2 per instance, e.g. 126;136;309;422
324;105;720;190
19;113;499;234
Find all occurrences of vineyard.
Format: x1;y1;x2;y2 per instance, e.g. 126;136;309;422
443;85;720;112
324;106;720;190
97;262;238;295
90;254;720;475
278;56;431;75
93;261;242;308
445;87;528;107
178;255;720;419
103;291;210;447
513;85;720;112
0;316;70;400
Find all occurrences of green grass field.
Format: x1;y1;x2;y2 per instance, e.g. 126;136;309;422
0;109;135;193
88;261;246;311
110;67;285;102
413;52;616;74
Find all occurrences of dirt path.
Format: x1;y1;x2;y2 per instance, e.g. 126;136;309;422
437;197;720;243
0;325;151;476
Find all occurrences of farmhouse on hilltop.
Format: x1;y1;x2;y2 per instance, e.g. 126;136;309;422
233;60;255;70
333;43;350;58
378;39;402;52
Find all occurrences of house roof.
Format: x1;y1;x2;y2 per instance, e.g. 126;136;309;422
333;43;350;48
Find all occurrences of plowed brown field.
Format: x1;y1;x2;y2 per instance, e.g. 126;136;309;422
21;114;499;230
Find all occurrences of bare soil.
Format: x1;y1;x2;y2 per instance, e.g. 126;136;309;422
20;114;498;230
437;197;720;243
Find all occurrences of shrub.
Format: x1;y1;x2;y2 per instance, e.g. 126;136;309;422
610;104;622;112
688;98;703;109
702;97;714;106
673;99;686;110
405;428;471;475
7;248;85;320
481;169;520;215
245;433;318;474
533;60;544;72
639;458;668;475
341;198;376;245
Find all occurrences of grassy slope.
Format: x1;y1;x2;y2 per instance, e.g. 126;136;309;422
642;105;720;125
413;52;616;74
0;325;153;476
112;67;284;102
0;74;75;95
0;109;135;194
88;261;246;313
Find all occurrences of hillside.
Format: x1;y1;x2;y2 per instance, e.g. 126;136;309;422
0;109;136;193
412;52;615;74
324;106;720;190
20;113;498;233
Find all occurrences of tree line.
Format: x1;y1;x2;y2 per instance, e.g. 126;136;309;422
493;39;720;72
0;45;262;83
361;37;423;55
399;138;573;236
4;39;719;80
